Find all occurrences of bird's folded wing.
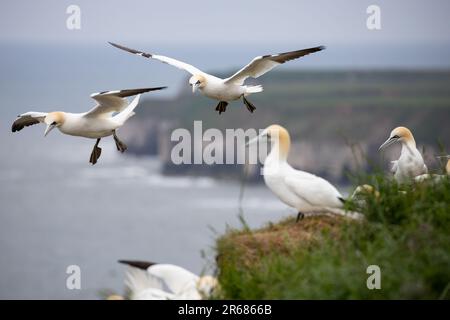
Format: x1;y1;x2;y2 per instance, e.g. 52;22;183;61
284;174;341;208
11;112;48;132
124;267;169;297
109;42;204;75
224;46;325;85
147;264;199;296
85;87;165;117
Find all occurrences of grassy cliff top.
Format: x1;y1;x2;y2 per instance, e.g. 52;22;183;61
215;176;450;299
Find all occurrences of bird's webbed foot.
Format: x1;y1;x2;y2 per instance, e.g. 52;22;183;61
215;101;228;114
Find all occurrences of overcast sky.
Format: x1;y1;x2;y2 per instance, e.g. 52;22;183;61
1;0;450;46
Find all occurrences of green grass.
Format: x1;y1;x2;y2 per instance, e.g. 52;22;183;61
215;176;450;299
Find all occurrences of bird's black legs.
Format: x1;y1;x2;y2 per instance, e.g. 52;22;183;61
296;212;305;223
215;101;228;114
243;97;256;113
89;138;102;165
113;130;127;153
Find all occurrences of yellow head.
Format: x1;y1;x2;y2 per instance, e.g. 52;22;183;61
189;74;206;93
265;124;291;159
379;126;415;150
44;112;65;136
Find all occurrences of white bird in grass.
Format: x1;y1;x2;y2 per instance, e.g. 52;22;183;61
246;125;346;222
379;126;427;182
118;260;218;300
12;87;166;165
109;42;325;114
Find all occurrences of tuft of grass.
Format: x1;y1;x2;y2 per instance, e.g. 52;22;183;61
215;176;450;299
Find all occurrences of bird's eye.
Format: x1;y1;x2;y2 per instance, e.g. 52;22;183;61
51;121;57;125
195;80;201;85
392;135;400;139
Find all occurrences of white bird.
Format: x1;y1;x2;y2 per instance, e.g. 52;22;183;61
379;126;428;182
109;42;325;114
12;87;166;165
118;260;218;300
247;125;345;222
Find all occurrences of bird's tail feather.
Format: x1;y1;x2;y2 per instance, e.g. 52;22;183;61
245;85;263;95
114;94;141;125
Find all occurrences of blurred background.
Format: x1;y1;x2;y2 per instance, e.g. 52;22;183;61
1;0;449;299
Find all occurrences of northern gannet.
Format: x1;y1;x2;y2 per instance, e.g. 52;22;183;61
118;260;218;300
379;126;428;182
109;42;325;114
247;125;345;221
12;87;166;165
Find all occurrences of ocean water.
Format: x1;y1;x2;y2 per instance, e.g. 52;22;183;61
0;131;290;299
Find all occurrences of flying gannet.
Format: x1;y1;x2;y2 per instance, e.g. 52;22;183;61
247;125;345;222
118;260;218;300
379;126;428;182
12;87;166;165
109;42;325;114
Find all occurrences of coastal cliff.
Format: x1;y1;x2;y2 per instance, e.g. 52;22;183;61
119;70;450;183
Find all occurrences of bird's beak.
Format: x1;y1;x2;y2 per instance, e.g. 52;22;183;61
379;136;398;151
246;130;266;147
44;124;56;137
192;83;198;93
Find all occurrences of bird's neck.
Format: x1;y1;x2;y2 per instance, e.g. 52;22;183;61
400;138;417;156
266;138;290;165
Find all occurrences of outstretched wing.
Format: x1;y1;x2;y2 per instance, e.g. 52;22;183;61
109;42;205;75
225;46;325;85
12;112;48;132
85;87;166;118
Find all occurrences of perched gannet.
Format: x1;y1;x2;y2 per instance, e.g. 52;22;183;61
109;42;324;114
379;126;428;182
247;125;345;222
118;260;218;300
12;87;166;165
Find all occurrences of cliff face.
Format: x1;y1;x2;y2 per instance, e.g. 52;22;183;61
119;70;450;183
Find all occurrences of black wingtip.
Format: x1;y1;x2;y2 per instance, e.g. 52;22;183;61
118;260;157;270
148;86;168;92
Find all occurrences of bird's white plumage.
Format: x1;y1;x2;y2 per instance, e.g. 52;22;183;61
379;127;427;182
151;54;205;75
86;92;130;117
12;87;165;164
224;57;280;85
255;125;344;215
121;262;217;300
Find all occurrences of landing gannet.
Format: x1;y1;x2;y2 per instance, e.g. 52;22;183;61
247;125;345;222
118;260;218;300
12;87;166;165
109;42;324;114
379;126;427;182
